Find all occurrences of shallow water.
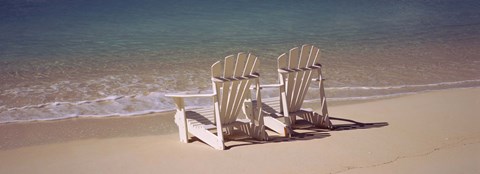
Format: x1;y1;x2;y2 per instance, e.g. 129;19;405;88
1;0;480;123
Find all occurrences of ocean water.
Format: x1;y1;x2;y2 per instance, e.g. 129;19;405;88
1;0;480;123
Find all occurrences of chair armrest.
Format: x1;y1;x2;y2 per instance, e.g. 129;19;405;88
260;84;283;88
165;93;216;98
250;83;283;90
166;93;216;111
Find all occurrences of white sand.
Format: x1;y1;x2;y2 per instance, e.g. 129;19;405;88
1;88;479;174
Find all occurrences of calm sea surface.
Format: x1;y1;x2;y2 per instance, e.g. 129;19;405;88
1;0;480;123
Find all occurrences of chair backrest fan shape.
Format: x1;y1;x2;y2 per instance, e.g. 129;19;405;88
277;44;320;113
211;53;260;125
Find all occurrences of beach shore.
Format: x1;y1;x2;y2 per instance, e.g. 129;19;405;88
1;88;479;174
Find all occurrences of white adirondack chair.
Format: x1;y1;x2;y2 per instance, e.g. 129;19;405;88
260;44;332;137
166;53;268;150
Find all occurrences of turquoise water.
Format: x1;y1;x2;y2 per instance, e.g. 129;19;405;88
1;0;480;122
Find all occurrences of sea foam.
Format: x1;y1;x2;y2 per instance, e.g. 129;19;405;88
1;79;479;123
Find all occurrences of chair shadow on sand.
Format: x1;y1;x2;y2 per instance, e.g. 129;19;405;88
213;116;389;150
329;117;389;131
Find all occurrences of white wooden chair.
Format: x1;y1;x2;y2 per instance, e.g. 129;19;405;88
260;44;332;137
166;53;268;150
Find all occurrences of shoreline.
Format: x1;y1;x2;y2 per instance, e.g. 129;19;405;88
1;87;479;173
2;85;479;125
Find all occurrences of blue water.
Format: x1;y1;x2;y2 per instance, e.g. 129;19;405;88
1;0;480;123
3;0;479;59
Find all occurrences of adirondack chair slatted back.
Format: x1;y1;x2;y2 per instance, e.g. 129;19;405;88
278;44;321;112
211;53;260;125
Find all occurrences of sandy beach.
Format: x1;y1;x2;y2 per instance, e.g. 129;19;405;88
2;1;479;173
1;87;479;174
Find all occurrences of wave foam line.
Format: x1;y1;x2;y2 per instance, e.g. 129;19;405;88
307;86;480;103
326;79;480;90
2;80;480;124
5;95;133;112
0;90;212;124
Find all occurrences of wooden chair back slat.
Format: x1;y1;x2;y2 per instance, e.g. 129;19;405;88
298;44;311;68
278;44;322;112
212;53;260;124
288;47;300;69
223;55;235;78
277;53;288;70
234;53;247;77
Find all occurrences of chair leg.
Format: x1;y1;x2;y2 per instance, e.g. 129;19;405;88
225;127;234;135
298;111;332;129
287;114;296;125
250;123;268;141
174;112;189;143
313;112;332;129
